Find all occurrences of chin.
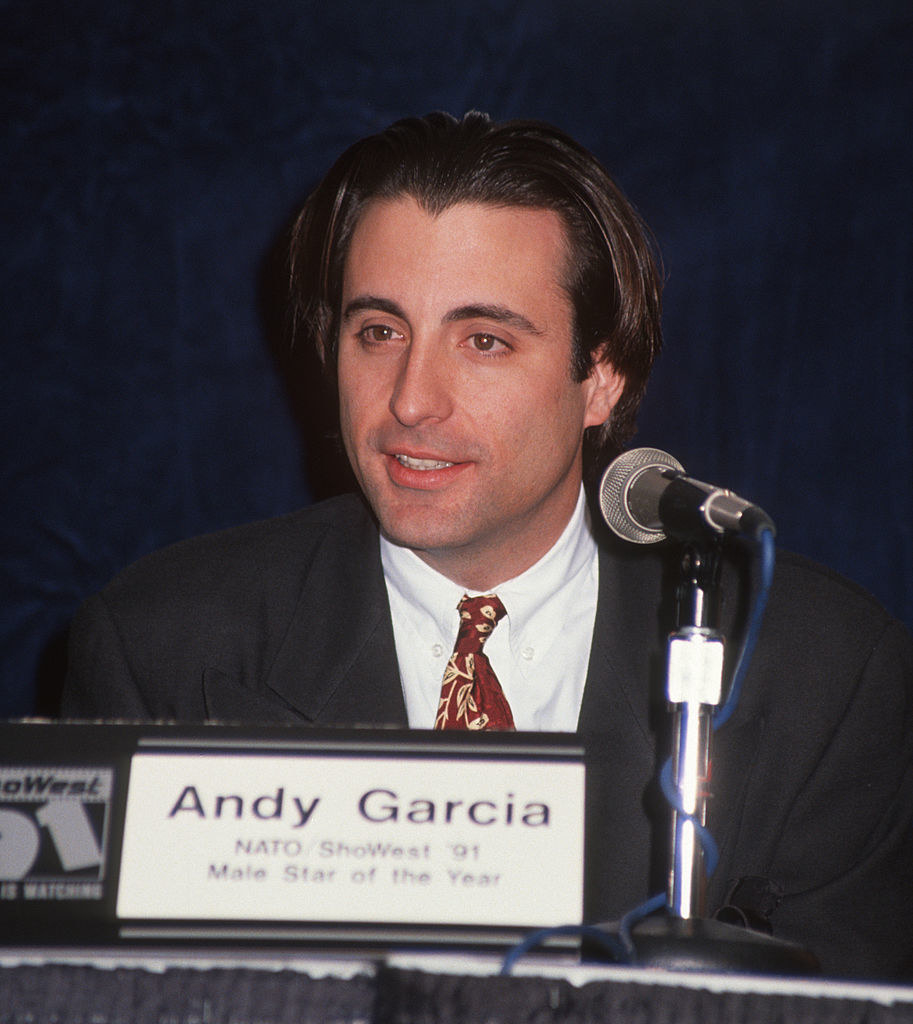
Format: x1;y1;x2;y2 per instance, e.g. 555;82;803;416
376;508;478;557
378;521;461;555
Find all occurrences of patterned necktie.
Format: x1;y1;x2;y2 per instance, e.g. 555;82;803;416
434;594;515;731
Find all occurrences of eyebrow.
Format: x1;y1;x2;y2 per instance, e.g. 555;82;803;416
341;296;545;336
444;303;545;336
341;296;406;322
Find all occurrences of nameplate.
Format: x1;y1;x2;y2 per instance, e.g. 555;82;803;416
117;747;585;929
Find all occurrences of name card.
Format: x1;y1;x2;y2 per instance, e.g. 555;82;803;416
117;750;585;929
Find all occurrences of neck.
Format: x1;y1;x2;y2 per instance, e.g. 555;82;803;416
408;493;586;592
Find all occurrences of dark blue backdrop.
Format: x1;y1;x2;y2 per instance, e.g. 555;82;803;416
3;2;912;716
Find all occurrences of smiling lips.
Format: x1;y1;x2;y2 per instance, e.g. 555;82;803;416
395;454;454;470
385;451;470;490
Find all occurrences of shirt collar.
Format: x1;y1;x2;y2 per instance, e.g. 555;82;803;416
380;486;598;646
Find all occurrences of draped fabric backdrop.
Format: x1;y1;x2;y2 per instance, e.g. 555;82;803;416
3;2;911;716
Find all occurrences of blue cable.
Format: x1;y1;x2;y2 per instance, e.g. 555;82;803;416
499;923;630;975
617;891;668;958
659;758;720;877
713;527;775;729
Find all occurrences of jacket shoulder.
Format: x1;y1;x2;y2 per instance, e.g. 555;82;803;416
763;547;912;666
63;494;384;720
99;494;375;605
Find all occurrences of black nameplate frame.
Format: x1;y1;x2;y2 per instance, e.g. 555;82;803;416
0;722;586;951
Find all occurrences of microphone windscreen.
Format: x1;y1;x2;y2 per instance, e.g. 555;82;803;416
599;447;684;544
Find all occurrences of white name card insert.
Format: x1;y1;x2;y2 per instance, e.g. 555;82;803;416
117;752;584;928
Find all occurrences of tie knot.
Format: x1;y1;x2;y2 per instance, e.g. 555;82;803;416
456;594;506;652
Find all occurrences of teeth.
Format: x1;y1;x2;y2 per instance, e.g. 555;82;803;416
396;454;454;470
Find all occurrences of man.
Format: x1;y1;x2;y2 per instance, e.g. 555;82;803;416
62;112;912;978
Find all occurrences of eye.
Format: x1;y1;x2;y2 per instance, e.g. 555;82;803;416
467;332;509;355
356;324;403;345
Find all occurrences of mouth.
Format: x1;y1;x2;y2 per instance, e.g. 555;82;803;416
382;450;470;491
394;454;455;471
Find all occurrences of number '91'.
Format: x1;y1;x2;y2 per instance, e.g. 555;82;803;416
448;844;480;861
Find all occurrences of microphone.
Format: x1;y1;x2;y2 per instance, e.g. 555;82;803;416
599;447;775;545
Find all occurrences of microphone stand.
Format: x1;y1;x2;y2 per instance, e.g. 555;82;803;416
608;539;820;974
667;541;723;921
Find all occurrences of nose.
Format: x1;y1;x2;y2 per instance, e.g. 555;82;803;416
389;341;454;426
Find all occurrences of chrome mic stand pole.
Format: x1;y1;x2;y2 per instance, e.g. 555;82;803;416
666;543;724;919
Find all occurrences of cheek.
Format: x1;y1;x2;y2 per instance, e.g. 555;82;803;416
536;376;591;436
337;357;375;432
336;377;355;431
478;382;580;460
337;381;369;462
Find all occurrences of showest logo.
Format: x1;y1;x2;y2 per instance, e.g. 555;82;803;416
1;772;108;799
0;766;113;902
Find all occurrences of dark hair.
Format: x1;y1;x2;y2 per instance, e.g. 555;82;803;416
288;110;662;471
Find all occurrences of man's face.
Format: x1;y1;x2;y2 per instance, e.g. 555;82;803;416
337;197;623;590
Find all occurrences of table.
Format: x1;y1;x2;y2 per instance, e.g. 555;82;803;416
3;947;912;1023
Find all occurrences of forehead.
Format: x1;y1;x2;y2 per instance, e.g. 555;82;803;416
341;197;573;316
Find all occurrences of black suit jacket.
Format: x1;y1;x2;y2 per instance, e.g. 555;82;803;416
62;493;913;979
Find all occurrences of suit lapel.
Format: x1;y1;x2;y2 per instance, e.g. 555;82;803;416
580;536;670;746
261;501;408;728
577;536;671;917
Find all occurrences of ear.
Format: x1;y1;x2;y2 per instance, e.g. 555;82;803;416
582;350;625;430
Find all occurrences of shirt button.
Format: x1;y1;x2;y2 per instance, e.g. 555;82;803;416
431;643;444;658
521;647;535;661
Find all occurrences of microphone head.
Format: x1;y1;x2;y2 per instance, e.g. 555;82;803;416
599;447;685;544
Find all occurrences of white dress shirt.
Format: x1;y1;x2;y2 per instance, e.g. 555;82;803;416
380;487;599;731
